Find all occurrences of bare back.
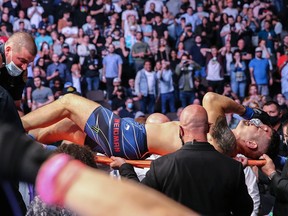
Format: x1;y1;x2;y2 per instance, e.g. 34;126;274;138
145;121;182;155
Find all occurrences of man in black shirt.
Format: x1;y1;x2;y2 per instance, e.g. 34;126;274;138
0;32;38;215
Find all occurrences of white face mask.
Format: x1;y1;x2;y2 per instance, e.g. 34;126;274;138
6;50;23;76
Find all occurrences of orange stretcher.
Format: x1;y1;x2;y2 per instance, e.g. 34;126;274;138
95;155;266;168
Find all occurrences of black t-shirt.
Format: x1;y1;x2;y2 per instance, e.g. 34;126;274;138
152;23;168;38
90;3;106;26
146;11;161;22
59;52;79;70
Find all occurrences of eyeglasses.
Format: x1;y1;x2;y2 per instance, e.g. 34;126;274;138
244;118;263;127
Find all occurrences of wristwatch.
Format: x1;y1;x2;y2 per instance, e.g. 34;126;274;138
268;171;277;180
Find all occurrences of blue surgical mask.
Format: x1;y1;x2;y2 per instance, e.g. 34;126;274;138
6;50;23;76
127;103;133;109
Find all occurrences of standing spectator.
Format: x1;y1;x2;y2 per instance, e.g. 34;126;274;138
175;54;200;107
121;2;139;30
82;46;100;91
34;25;53;51
89;0;107;29
1;13;13;33
132;31;151;72
249;47;272;96
179;28;194;53
276;35;288;60
31;76;54;111
27;0;44;28
144;0;163;15
57;9;71;33
180;7;195;31
69;63;86;95
0;23;12;38
194;17;213;46
202;46;225;94
59;43;79;70
230;50;247;100
189;35;208;78
115;37;131;84
13;9;32;32
140;16;152;43
222;0;238;19
258;21;277;54
156;37;170;62
73;0;89;28
90;26;105;52
157;60;175;114
220;15;239;47
102;44;123;99
39;0;54;25
146;2;161;24
192;3;209;31
148;30;159;61
152;14;168;40
278;51;288;99
77;35;95;65
135;60;158;114
46;53;70;88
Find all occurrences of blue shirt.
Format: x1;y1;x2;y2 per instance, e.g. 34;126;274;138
249;58;269;85
102;53;123;78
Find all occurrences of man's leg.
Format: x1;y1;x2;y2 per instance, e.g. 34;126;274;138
21;94;101;132
29;118;86;145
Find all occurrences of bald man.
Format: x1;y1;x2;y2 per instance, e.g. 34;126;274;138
111;105;253;215
146;113;170;124
22;92;276;159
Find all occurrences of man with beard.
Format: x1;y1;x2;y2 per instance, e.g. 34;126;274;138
263;101;287;158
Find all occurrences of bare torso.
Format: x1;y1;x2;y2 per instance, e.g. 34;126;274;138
145;121;182;155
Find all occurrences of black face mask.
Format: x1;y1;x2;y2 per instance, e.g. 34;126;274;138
269;116;280;126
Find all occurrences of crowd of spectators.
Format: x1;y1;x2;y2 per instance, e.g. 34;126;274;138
0;0;284;118
2;0;288;214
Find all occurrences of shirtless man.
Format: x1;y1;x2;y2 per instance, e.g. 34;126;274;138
22;92;277;159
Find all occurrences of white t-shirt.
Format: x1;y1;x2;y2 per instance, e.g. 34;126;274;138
145;70;155;94
27;6;44;27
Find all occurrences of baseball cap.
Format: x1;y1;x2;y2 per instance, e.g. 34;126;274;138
243;3;250;8
130;25;137;31
62;43;69;49
41;24;47;30
255;47;262;52
135;111;145;119
113;77;121;83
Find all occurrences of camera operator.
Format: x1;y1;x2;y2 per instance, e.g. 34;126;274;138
220;15;240;47
175;54;201;107
156;60;175;113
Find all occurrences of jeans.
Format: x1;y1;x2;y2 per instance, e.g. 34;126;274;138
161;91;176;114
179;91;195;108
194;67;206;78
140;94;155;114
86;76;99;91
258;84;269;96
